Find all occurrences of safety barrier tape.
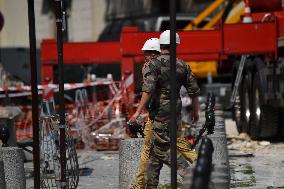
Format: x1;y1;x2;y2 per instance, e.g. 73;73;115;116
0;78;117;92
0;79;118;98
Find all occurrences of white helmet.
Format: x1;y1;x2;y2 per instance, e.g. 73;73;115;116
159;30;181;45
141;38;161;52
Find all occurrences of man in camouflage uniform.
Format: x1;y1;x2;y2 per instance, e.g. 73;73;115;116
130;30;198;189
130;38;196;189
130;38;161;189
143;30;200;188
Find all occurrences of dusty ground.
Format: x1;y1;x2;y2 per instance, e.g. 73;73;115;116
226;119;284;189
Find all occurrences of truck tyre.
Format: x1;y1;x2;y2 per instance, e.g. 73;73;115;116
250;72;279;139
232;61;252;134
239;73;251;134
232;89;242;133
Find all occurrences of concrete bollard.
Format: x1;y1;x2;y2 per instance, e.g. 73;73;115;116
119;138;144;189
1;147;26;189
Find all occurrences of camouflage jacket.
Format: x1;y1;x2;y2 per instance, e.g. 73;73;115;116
142;54;200;122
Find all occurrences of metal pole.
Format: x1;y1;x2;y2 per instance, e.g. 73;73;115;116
170;0;177;188
27;0;40;188
54;0;67;188
62;0;68;42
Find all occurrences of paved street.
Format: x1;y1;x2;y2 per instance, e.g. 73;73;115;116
26;149;180;189
25;118;284;189
226;119;284;189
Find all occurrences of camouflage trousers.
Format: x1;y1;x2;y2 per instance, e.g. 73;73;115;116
132;119;196;189
140;120;197;189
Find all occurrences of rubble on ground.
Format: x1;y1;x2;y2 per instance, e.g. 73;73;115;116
227;132;271;153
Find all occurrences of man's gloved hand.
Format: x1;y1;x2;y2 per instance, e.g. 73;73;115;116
127;121;144;138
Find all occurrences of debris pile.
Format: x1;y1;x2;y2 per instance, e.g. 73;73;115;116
227;133;271;153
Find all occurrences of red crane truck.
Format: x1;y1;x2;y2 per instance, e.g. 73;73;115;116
41;0;284;139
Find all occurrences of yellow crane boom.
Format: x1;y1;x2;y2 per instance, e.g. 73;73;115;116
185;0;245;78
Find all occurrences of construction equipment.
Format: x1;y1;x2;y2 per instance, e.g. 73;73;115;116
184;0;246;78
184;0;227;30
41;0;284;140
184;0;245;30
230;55;247;105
